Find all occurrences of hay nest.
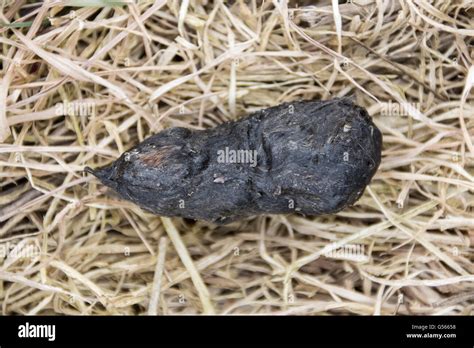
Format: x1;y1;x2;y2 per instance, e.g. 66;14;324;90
0;0;473;315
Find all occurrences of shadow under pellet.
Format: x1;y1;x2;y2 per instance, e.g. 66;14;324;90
85;98;382;224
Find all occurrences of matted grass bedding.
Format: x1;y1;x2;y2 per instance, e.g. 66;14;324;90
0;0;473;315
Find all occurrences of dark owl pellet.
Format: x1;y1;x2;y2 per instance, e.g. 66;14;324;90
85;98;382;224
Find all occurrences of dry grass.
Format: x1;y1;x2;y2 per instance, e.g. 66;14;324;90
0;0;473;315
